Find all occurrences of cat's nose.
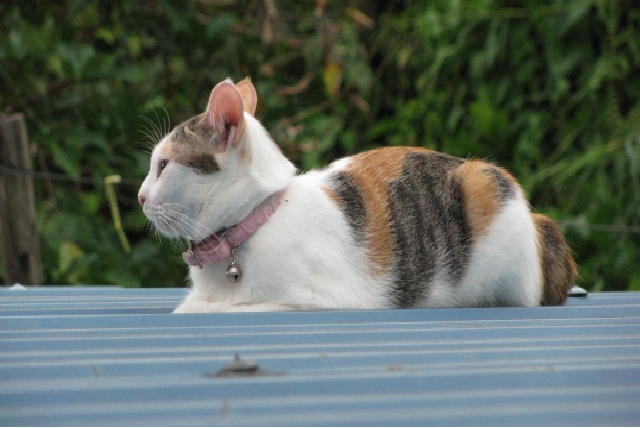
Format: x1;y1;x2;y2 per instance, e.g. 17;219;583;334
138;194;146;207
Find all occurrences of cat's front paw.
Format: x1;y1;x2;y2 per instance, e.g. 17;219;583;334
173;300;231;313
173;300;296;313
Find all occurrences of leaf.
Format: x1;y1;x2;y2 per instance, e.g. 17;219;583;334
206;14;235;38
344;58;373;93
59;240;84;274
104;269;141;288
345;8;374;29
20;16;56;58
118;64;148;83
469;100;507;141
50;144;81;177
57;241;96;284
68;0;96;18
323;62;343;97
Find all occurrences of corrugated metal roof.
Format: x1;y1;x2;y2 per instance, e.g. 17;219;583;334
1;287;639;426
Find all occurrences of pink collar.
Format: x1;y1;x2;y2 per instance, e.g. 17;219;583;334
182;188;288;267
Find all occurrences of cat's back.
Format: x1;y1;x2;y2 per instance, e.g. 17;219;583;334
318;146;542;308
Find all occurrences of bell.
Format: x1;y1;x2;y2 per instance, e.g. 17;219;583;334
225;262;242;283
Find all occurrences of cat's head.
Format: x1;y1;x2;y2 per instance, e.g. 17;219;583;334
138;78;295;242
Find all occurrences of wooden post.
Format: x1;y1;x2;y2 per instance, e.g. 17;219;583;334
0;113;43;285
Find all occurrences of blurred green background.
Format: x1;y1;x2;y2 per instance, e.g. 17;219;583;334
1;0;638;290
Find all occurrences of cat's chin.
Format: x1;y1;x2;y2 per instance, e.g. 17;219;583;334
144;209;210;242
151;220;192;241
153;228;181;240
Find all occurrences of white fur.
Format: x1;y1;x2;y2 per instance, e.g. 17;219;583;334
176;167;391;312
139;111;543;313
424;197;542;308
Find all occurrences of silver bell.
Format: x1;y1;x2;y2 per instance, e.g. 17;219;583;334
225;247;242;283
225;262;242;283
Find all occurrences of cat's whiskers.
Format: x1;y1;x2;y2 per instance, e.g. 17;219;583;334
166;214;196;242
144;113;164;138
137;125;158;142
162;205;211;238
136;129;160;148
144;219;155;236
154;204;222;256
148;213;165;246
149;106;172;142
161;205;227;257
139;120;160;144
138;114;165;144
155;106;171;137
135;142;155;155
155;213;185;254
151;107;165;138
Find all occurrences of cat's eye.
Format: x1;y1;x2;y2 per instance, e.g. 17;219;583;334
158;159;168;177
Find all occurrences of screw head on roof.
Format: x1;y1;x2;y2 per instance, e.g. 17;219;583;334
568;285;588;297
215;354;260;376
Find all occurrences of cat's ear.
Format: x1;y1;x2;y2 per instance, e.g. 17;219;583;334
236;78;257;117
203;80;245;153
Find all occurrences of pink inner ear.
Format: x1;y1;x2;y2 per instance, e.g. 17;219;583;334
203;81;245;151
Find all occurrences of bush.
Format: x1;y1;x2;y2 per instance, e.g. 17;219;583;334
1;0;638;290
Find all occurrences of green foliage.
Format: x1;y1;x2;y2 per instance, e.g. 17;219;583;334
1;0;638;290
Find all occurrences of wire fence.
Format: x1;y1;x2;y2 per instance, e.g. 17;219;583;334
0;164;143;186
1;164;135;252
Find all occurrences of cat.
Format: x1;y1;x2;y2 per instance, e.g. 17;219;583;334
138;78;577;313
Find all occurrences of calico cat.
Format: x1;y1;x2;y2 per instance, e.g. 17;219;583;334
138;78;576;313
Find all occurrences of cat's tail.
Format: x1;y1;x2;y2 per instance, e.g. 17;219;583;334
532;214;577;305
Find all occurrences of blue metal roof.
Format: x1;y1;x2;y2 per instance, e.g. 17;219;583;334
1;287;639;426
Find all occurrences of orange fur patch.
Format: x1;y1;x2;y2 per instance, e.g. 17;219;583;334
158;140;172;158
452;161;501;239
345;147;432;277
239;145;252;163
